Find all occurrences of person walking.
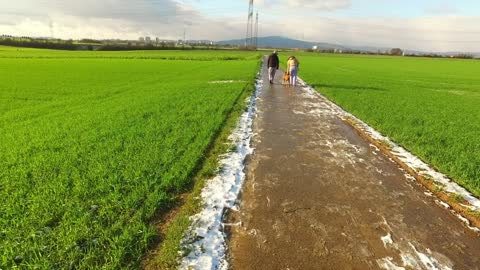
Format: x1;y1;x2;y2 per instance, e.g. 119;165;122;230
267;50;279;84
287;56;300;87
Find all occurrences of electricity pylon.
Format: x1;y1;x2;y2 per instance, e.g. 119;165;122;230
245;0;254;48
254;11;259;49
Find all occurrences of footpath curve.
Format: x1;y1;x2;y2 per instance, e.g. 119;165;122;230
227;59;480;270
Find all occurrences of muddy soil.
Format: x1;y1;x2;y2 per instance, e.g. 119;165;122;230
227;59;480;270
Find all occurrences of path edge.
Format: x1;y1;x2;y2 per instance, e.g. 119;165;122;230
300;78;480;233
142;62;261;270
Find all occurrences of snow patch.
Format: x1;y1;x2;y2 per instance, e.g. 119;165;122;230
377;257;405;270
400;253;420;268
375;168;384;175
435;200;451;210
381;233;394;248
370;143;381;152
404;174;416;182
209;80;247;84
377;240;454;270
453;213;480;232
409;243;453;270
179;78;260;270
292;110;305;115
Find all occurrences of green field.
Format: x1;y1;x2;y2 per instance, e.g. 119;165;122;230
298;53;480;197
0;45;255;60
0;46;259;269
3;46;479;268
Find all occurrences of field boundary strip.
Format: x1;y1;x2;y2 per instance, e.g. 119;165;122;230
142;63;261;270
177;76;260;270
0;56;250;61
298;78;480;233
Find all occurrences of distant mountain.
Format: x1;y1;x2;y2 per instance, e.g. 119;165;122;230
218;36;480;58
218;36;344;50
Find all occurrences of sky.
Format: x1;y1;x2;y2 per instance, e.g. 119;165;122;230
0;0;479;52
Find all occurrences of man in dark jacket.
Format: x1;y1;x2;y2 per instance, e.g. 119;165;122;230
267;50;279;84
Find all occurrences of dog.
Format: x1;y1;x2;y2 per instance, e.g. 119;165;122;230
283;72;290;85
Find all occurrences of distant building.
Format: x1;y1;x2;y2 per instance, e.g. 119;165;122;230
145;36;151;44
139;37;145;42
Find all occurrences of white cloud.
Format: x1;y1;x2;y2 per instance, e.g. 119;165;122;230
286;0;351;10
254;0;351;11
0;0;479;52
256;14;480;52
0;0;246;40
1;0;179;20
425;2;459;15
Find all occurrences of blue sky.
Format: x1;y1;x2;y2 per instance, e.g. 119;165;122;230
182;0;480;18
341;0;479;17
1;0;479;51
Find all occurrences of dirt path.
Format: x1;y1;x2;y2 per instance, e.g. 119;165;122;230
227;59;480;269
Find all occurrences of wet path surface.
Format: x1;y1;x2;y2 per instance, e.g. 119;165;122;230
227;60;480;270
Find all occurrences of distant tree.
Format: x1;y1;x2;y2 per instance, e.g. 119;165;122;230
390;48;403;56
453;54;474;59
80;38;102;44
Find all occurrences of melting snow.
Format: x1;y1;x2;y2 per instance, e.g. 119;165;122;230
209;80;247;84
377;240;454;270
408;243;453;270
377;257;406;270
292;110;305;115
381;233;394;248
401;253;420;269
179;78;259;270
435;200;451;210
298;78;480;217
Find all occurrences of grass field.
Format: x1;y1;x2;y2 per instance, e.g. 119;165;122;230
298;53;480;197
0;47;260;269
0;45;258;61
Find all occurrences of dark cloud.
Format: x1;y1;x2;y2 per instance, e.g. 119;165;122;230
2;0;185;23
0;0;226;39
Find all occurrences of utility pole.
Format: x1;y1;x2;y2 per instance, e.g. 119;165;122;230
245;0;254;48
49;19;54;39
183;28;186;48
254;12;259;49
